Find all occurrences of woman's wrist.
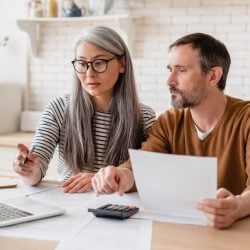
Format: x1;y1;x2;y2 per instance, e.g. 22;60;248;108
118;167;135;192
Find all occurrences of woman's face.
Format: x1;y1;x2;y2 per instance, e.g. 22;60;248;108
75;42;124;105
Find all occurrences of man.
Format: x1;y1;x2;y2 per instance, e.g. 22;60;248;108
92;33;250;229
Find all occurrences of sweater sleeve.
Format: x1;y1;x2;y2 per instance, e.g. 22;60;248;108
140;103;156;131
141;111;172;153
31;96;68;178
244;110;250;191
119;110;170;193
119;110;173;172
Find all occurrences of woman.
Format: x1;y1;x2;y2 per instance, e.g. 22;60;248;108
13;26;155;193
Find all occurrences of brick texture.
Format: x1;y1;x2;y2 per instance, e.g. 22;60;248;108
27;0;250;115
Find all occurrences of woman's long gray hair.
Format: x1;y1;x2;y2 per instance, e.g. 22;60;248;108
64;26;143;173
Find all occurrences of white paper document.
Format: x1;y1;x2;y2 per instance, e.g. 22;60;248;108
129;149;217;225
57;218;152;250
57;193;152;250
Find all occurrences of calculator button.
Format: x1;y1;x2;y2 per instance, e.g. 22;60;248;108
106;205;120;210
104;205;114;210
116;206;127;211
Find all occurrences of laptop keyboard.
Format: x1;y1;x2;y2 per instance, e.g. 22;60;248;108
0;202;33;222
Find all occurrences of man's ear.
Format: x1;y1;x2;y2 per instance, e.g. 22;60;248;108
209;67;223;86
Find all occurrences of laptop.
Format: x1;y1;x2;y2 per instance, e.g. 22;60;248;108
129;149;217;225
0;196;65;227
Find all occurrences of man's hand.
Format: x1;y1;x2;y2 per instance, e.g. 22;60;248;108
92;166;135;196
62;172;94;193
13;143;41;186
197;188;241;229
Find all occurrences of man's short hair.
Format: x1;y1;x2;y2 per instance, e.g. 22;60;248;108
169;33;231;91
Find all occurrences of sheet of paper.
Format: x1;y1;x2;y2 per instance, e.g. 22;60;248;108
0;178;62;201
0;180;97;241
129;149;217;225
0;178;27;200
57;217;152;250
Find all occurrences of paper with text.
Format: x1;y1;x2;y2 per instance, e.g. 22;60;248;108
129;149;217;225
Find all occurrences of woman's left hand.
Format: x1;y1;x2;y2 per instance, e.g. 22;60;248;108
62;172;94;193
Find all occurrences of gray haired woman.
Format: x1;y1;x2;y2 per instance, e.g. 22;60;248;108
13;26;155;193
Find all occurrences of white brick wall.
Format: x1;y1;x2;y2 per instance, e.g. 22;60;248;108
27;0;250;115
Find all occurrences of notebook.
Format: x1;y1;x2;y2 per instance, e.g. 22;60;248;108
0;196;65;227
129;149;217;225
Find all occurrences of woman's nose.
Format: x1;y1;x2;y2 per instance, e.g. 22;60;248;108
85;64;96;76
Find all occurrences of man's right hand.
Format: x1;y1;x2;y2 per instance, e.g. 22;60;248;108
13;143;41;185
92;165;135;196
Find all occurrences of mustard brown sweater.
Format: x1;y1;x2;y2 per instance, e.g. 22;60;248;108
139;96;250;195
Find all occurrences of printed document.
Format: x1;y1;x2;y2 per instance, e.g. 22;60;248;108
129;149;217;225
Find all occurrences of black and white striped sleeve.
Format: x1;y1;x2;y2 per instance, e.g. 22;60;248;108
32;96;68;177
140;103;156;133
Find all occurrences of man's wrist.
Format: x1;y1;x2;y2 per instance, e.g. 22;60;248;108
235;191;250;219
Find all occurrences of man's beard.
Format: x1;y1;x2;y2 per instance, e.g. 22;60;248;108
170;86;206;109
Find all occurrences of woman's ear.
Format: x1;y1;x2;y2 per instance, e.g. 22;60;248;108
119;58;125;73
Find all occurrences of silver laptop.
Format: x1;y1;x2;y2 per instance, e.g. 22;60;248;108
129;149;217;225
0;196;65;227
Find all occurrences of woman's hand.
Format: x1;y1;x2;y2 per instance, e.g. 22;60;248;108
197;188;241;229
62;172;95;193
92;166;135;196
13;143;41;185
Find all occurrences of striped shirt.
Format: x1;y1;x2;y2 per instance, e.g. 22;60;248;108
32;95;156;181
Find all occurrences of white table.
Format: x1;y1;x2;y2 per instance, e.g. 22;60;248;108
0;178;152;250
1;178;250;250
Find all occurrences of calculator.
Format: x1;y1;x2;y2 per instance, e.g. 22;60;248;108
88;204;139;219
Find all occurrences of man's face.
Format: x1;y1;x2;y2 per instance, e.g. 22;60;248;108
166;44;210;109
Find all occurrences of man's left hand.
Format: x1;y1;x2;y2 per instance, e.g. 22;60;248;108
197;188;240;229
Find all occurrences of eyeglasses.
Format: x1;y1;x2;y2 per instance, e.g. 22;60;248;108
71;56;120;74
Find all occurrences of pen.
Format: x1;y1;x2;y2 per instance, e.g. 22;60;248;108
21;145;36;166
25;184;62;197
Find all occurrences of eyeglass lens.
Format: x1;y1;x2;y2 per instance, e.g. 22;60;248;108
73;59;110;73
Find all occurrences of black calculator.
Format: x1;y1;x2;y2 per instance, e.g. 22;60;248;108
88;204;139;219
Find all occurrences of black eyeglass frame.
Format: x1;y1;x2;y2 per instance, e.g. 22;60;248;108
71;55;124;74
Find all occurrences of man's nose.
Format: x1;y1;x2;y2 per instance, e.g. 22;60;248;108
166;71;176;87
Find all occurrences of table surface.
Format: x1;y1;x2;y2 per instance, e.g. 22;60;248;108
1;176;250;250
152;217;250;250
0;132;34;147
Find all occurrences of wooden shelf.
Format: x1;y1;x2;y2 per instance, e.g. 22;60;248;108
16;15;138;57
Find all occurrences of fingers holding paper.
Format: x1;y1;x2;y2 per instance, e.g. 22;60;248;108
197;188;240;229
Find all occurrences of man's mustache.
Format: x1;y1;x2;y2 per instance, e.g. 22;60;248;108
169;87;180;93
